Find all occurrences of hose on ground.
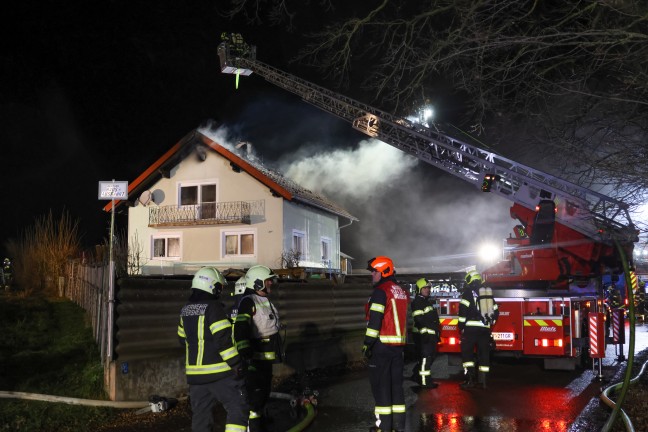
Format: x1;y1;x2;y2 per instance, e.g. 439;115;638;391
0;390;151;408
599;354;648;432
270;391;317;432
1;389;316;430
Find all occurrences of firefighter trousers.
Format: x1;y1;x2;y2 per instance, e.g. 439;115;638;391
460;326;492;376
368;342;406;431
246;359;273;432
189;375;248;432
412;333;438;386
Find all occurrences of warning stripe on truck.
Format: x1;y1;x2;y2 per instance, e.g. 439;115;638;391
523;319;563;327
440;318;458;325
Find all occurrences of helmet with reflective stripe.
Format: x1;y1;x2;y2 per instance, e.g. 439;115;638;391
416;278;431;292
192;267;226;297
367;256;395;278
465;269;482;286
245;265;277;291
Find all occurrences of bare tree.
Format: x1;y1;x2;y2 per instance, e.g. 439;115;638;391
223;0;648;236
280;249;301;268
127;230;149;275
5;210;81;295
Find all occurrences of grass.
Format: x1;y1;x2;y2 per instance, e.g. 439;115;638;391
0;293;116;432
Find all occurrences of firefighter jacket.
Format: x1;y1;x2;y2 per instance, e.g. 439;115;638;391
364;276;409;348
178;289;241;385
458;286;499;331
234;288;282;362
411;294;440;339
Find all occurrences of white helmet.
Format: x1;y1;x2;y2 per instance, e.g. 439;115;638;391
245;265;276;291
234;276;247;295
192;267;226;296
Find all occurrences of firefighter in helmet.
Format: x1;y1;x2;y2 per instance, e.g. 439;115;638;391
410;278;440;388
363;256;408;432
458;269;499;389
178;267;248;432
233;265;282;432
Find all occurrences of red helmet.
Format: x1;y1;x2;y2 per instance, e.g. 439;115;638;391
367;256;395;278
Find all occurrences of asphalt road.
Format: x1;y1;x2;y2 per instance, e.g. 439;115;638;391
99;321;648;431
302;322;648;432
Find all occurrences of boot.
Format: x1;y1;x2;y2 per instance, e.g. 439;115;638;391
478;371;487;389
460;370;476;389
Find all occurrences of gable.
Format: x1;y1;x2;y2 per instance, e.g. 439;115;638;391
104;129;357;222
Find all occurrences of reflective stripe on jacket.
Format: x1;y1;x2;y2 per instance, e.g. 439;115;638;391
178;294;240;385
234;289;282;362
411;294;440;335
364;278;409;346
458;288;490;330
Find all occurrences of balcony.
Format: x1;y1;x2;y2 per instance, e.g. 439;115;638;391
148;200;264;227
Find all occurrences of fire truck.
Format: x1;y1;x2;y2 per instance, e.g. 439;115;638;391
217;35;639;369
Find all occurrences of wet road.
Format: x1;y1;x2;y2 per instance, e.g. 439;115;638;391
301;322;648;432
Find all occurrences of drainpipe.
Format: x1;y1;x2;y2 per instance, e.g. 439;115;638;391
337;218;354;275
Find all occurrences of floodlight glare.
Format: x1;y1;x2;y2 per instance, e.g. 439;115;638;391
478;243;500;262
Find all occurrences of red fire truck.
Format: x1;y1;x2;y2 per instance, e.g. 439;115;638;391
217;35;638;369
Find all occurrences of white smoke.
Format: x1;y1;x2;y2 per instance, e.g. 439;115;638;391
201;121;514;272
277;139;514;272
280;139;418;198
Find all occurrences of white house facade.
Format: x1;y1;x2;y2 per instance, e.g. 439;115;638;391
104;129;357;276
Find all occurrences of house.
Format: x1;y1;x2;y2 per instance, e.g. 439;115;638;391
103;128;358;276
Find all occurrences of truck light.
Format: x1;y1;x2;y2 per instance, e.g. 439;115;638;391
448;337;458;345
535;338;563;348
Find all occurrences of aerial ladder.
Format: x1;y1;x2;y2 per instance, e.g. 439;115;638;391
217;35;638;292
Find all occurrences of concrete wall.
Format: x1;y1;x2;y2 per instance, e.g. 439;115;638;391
106;275;372;401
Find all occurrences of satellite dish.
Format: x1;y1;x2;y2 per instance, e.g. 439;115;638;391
138;190;152;206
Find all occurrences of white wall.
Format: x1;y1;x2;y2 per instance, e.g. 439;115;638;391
283;201;340;269
128;148;284;274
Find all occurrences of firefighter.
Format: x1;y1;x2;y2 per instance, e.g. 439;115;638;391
410;277;440;388
233;265;282;432
2;258;12;289
178;267;248;432
363;256;408;432
459;269;499;390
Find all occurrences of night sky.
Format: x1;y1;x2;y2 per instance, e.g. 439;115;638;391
2;1;513;270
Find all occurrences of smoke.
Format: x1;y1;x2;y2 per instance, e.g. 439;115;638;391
202;114;514;273
277;139;514;272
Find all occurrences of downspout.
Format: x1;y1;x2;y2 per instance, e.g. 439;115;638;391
337;218;354;275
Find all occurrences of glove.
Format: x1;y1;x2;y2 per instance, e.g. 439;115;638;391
232;363;247;381
362;344;372;359
238;347;252;361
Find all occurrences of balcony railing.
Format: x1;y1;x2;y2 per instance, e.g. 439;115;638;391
149;201;263;227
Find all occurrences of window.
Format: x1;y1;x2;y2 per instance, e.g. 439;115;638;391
222;229;256;257
179;181;217;219
152;233;181;260
321;237;332;266
292;230;306;260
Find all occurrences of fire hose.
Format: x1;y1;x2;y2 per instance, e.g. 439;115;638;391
599;357;648;432
0;389;317;431
0;390;154;408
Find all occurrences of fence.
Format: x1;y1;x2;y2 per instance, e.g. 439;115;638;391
61;262;376;400
63;260;111;361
